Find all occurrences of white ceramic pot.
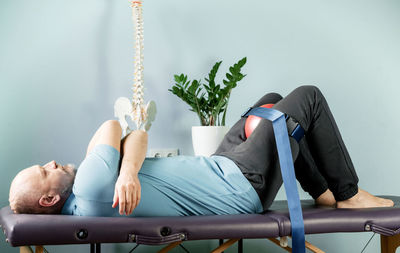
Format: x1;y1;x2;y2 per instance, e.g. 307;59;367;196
192;126;229;157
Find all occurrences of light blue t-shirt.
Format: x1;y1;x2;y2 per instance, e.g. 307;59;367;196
62;144;263;217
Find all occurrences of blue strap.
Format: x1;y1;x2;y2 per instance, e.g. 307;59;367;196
291;124;305;143
243;107;306;253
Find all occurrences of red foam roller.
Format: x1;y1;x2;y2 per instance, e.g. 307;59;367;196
244;103;275;138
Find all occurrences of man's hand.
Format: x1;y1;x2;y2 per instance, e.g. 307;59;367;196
112;173;141;215
113;130;147;216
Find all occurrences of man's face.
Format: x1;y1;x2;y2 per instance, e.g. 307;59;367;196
10;161;76;199
31;161;76;193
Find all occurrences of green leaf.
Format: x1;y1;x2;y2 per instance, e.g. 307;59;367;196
207;61;222;88
169;57;247;126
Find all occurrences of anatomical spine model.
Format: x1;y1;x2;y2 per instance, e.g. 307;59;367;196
114;0;156;136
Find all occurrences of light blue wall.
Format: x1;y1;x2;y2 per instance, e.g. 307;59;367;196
1;0;400;252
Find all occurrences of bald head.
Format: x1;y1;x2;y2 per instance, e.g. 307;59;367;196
9;168;43;213
9;161;75;214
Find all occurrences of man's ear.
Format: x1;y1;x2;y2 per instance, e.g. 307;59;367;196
38;194;61;207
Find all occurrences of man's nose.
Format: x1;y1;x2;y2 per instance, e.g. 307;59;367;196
45;161;56;169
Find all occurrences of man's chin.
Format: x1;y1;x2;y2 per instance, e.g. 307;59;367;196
62;164;76;175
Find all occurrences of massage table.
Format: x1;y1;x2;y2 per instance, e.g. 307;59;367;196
2;196;400;253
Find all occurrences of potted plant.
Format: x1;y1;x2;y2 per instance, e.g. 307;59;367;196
169;57;247;156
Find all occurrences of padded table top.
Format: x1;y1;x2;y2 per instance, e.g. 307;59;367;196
0;207;279;246
268;196;400;236
1;196;400;246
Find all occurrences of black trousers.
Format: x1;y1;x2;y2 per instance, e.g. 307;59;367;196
214;85;359;210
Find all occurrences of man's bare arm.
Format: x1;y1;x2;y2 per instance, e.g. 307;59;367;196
86;120;122;156
112;130;148;215
120;130;148;175
85;120;146;215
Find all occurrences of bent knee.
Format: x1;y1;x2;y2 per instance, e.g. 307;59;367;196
255;92;283;106
297;85;320;93
295;85;323;98
267;92;283;100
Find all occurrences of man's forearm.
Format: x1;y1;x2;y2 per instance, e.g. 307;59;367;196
120;130;148;175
